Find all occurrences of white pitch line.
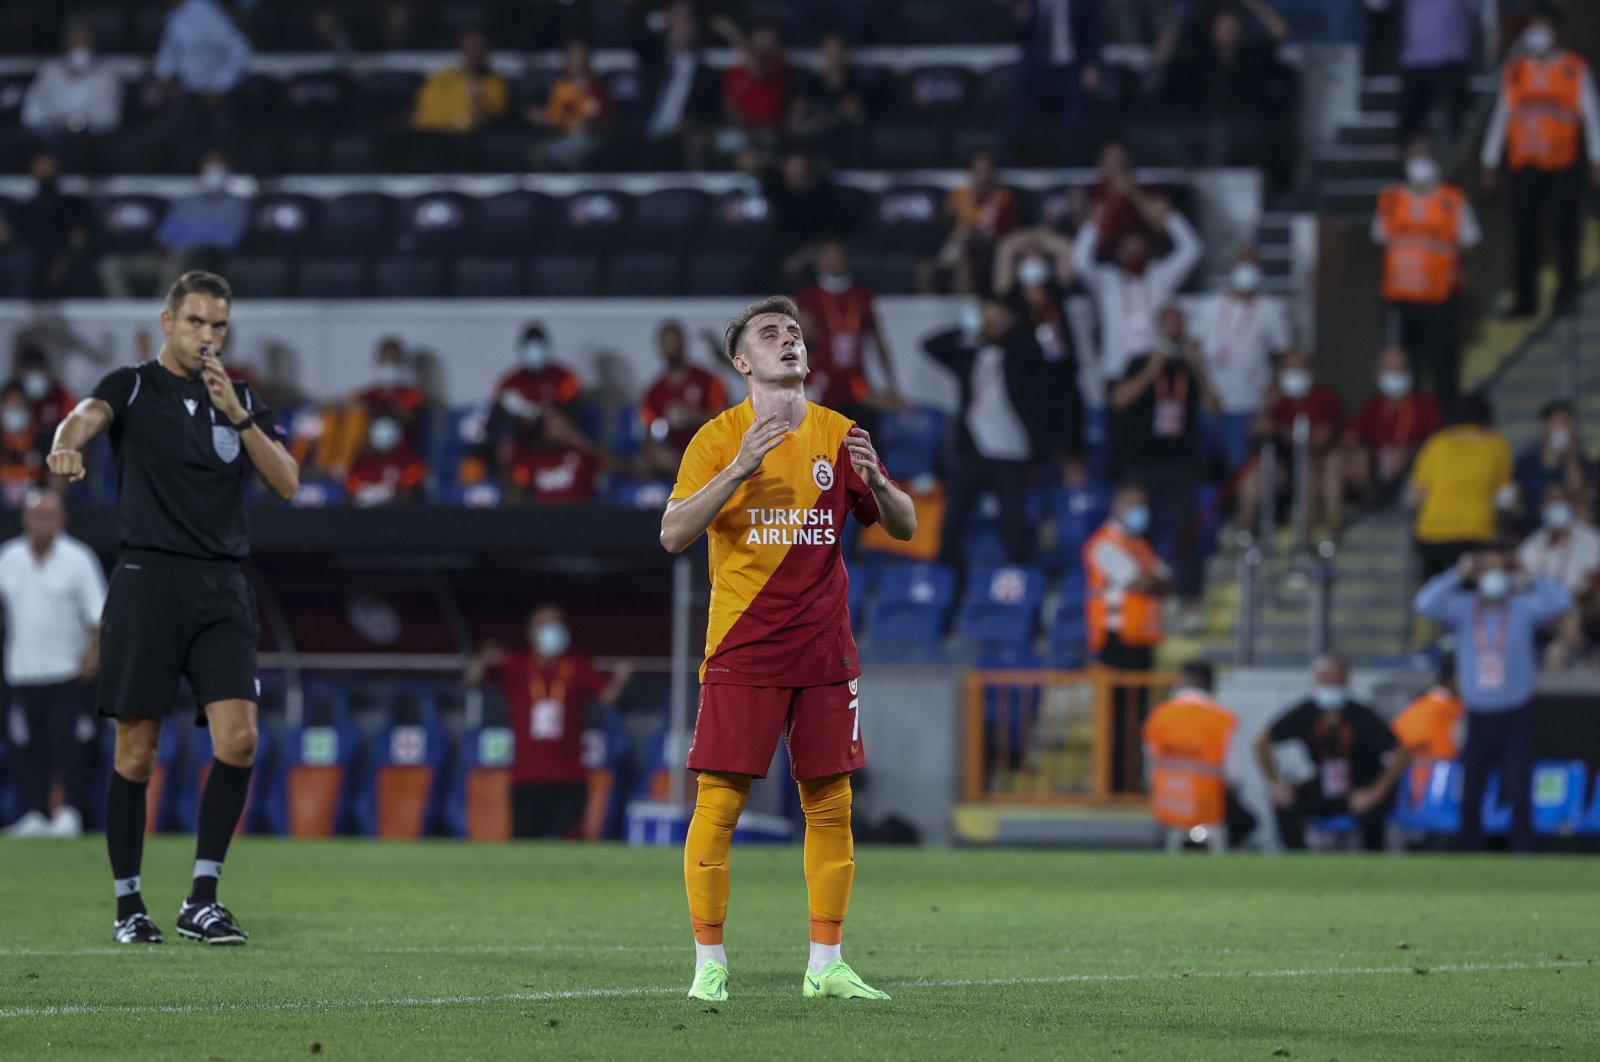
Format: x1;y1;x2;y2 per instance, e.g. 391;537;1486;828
0;959;1589;1021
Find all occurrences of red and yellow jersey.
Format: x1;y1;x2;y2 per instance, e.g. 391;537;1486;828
670;398;887;687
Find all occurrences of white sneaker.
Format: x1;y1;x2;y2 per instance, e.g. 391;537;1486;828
3;811;50;838
47;806;83;839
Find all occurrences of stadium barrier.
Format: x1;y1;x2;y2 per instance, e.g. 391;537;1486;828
962;668;1175;805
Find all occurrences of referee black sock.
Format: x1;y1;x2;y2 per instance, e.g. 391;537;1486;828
189;759;252;906
106;771;148;921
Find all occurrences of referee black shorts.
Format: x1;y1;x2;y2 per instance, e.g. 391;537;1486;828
97;550;261;725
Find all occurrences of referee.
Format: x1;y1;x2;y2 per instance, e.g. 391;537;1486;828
48;271;299;945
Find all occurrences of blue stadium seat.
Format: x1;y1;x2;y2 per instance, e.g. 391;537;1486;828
434;403;490;494
955;566;1046;649
1483;761;1588;836
350;687;451;838
846;557;880;626
1046;573;1090;664
1392;759;1462;834
440;725;515;839
607;480;672;509
875;404;946;482
1043;485;1110;571
865;563;956;654
1580;772;1600;836
267;682;363;837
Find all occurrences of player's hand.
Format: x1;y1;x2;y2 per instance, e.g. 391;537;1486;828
47;447;86;482
1270;781;1295;810
200;353;246;423
844;427;887;489
730;413;789;480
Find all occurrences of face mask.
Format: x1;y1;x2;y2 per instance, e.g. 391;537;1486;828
1230;262;1261;293
1545;502;1574;531
1121;506;1151;536
1547;427;1571;452
1;408;31;435
1312;685;1347;712
959;305;984;342
66;46;92;73
199;163;229;193
818;271;853;294
1405;157;1439;188
1018;257;1052;288
20;370;48;401
1378;371;1412;399
375;363;407;387
1525;24;1556;55
368;418;402;453
1279;369;1312;399
534;623;570;657
521;340;548;369
1478;569;1512;600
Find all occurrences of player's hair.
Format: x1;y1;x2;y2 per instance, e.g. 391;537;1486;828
1532;1;1564;26
723;296;800;363
165;270;232;313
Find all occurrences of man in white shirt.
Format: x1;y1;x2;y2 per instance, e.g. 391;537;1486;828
21;25;123;143
1071;197;1202;392
0;491;107;839
1195;248;1292;473
1518;483;1600;669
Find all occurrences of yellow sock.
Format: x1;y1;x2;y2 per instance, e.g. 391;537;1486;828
799;774;854;949
684;772;750;946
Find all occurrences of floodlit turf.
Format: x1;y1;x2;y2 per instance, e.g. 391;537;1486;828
2;840;1597;1061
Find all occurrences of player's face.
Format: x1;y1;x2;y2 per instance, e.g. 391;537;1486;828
733;313;807;385
160;293;231;374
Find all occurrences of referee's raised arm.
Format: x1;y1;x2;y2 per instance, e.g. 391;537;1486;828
47;397;114;483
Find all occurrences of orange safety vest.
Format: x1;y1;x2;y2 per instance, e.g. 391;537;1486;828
1083;522;1165;652
1143;691;1237;829
1502;52;1590;171
1377;184;1467;304
1391;686;1464;806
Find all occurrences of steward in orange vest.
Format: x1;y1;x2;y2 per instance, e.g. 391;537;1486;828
1083;485;1172;668
1142;661;1257;846
1480;6;1600;317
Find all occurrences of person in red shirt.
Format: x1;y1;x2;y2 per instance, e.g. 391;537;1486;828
793;240;902;432
1087;140;1161;260
484;322;607;500
344;414;428;507
920;149;1018;294
465;604;632;840
1331;346;1442;527
1237;350;1345;540
9;347;75;434
639;320;730;479
712;16;790;145
0;383;47;506
353;337;429;445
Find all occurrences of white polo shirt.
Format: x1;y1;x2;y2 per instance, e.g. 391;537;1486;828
0;534;107;686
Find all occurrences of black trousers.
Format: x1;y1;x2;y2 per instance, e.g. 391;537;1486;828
1391;298;1460;405
1275;780;1390;852
1510;165;1583;314
938;453;1033;571
1399;63;1468;143
1097;634;1154;795
511;781;587;840
1458;704;1535;853
1126;460;1203;601
8;680;93;817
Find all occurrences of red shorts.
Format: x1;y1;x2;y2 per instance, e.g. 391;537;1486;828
687;679;867;781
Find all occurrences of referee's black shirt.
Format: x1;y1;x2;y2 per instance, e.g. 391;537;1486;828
92;361;284;562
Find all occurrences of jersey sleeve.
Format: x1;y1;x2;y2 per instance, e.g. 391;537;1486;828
90;367;138;416
668;420;729;502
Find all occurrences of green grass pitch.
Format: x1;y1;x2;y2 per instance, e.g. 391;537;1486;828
3;839;1597;1060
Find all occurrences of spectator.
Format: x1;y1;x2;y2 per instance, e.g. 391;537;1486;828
743;146;846;285
1257;654;1408;852
1084;483;1172;671
1109;306;1216;626
0;153;95;298
1414;549;1570;851
1166;1;1290;172
1236;351;1344;540
464;604;633;840
0;385;49;505
793;240;902;431
487;324;605;504
921;150;1019;295
411;29;509;134
144;0;253;165
1333;346;1443;519
310;338;432;479
1512;400;1594;532
344;414;428;507
1480;5;1600;318
17;24;122;165
0;491;106;840
99;150;248;300
1373;138;1480;404
7;346;76;435
1005;0;1103;162
1391;655;1464;796
1142;659;1257;847
1407;394;1513;580
787;33;870;166
713;17;791;152
639;2;721;169
638;320;729;479
1519;484;1600;669
924;298;1042;571
1194;248;1292;474
1072;197;1201;384
1397;0;1479;145
1084;141;1159;259
1104;0;1180;45
993;226;1086;482
530;40;612;172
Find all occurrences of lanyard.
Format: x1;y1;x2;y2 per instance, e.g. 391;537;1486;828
529;658;571;705
1472;605;1510;663
1387;396;1414;446
817;288;863;340
1153;365;1190;404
